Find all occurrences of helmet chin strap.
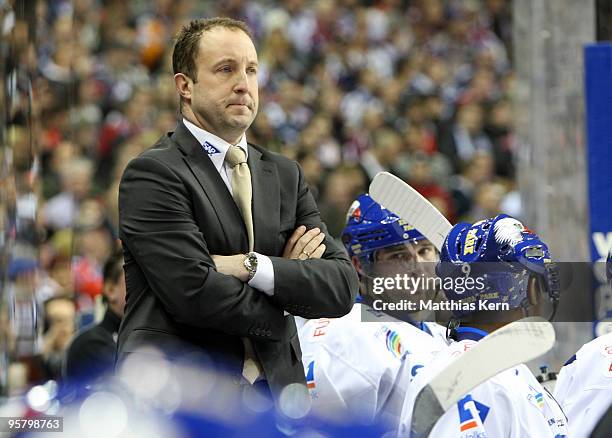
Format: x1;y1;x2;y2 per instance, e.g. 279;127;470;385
547;300;559;322
446;318;460;340
528;265;560;322
544;262;561;321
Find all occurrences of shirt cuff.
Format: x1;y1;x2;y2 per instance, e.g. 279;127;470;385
248;252;274;296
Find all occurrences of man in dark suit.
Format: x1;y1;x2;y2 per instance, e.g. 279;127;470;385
117;17;358;401
64;252;126;382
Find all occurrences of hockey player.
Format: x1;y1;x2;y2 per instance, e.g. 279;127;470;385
296;194;449;427
397;214;568;437
553;249;612;438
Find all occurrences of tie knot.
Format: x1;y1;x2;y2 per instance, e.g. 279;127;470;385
225;145;247;167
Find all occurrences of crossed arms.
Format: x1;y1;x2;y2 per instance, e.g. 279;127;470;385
119;155;358;341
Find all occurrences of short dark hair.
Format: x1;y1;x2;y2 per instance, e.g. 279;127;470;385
172;17;253;83
103;251;124;285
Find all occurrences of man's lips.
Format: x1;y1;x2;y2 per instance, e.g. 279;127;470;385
227;103;251;109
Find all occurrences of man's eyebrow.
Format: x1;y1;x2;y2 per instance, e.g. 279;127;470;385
213;58;237;67
418;245;435;251
212;58;259;67
382;248;410;255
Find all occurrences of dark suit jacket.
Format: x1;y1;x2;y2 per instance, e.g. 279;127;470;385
63;308;121;382
117;122;358;397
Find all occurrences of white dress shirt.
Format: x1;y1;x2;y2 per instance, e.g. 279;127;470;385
183;118;275;295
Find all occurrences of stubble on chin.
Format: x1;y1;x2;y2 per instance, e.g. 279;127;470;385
227;108;256;128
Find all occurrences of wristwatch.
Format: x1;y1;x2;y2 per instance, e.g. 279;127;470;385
243;252;258;281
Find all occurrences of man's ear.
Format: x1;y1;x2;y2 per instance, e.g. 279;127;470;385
174;73;193;101
351;256;365;276
352;255;370;298
102;282;115;305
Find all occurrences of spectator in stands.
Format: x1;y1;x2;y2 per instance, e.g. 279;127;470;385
64;252;126;382
438;103;493;173
42;296;76;380
42;157;94;231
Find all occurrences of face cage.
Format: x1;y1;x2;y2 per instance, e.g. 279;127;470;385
443;261;560;321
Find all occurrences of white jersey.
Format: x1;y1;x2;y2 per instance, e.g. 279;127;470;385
554;332;612;438
397;329;568;438
296;302;448;426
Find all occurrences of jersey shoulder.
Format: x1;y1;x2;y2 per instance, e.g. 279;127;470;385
569;333;612;388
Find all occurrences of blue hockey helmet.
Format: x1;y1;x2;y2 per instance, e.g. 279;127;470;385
341;193;426;263
436;214;560;317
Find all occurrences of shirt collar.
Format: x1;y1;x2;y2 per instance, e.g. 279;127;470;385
455;326;489;342
182;118;248;172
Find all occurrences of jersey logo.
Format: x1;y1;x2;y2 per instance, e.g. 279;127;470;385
535;392;544;408
203;141;220;155
527;385;545;409
600;345;612;377
346;199;361;222
458;395;490;433
312;319;330;338
463;229;479;255
306;361;316;390
494;217;526;246
385;328;403;358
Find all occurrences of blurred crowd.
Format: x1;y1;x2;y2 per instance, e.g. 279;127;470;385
1;0;516;394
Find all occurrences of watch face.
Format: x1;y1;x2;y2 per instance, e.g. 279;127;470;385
245;253;257;272
245;253;257;280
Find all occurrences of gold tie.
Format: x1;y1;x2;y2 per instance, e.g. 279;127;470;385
225;146;254;252
224;145;262;384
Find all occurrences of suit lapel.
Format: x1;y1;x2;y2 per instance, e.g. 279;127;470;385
248;144;280;255
170;122;248;252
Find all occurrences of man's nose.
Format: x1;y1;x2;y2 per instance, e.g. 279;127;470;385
406;257;421;271
406;250;429;269
233;69;249;93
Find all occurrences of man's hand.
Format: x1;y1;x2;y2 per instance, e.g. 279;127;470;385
212;225;326;282
283;225;326;260
212;254;250;282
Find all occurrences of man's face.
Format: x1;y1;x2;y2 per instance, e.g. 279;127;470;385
46;299;75;327
369;240;439;306
374;240;438;276
104;272;127;318
45;299;76;347
185;27;259;143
